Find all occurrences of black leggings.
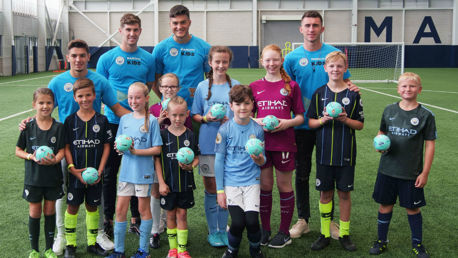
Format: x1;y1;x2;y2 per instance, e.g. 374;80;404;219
228;206;261;243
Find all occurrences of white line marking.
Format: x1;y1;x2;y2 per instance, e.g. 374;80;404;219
364;87;458;94
0;109;34;122
361;87;458;114
0;74;55;85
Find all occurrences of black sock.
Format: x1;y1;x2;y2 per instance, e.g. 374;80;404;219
44;214;56;250
29;216;40;251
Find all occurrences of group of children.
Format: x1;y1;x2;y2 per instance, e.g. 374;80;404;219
17;43;436;258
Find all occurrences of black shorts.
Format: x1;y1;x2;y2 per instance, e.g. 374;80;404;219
67;182;102;207
160;191;195;210
23;185;64;203
372;173;426;209
315;164;355;192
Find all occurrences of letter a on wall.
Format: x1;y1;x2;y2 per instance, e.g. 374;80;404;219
413;16;441;44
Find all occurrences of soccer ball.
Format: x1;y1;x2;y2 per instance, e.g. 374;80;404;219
115;134;132;152
35;146;53;161
262;115;279;131
162;98;171;110
210;104;226;120
373;134;391;151
176;147;194;165
82;167;99;184
245;138;264;156
326;102;343;118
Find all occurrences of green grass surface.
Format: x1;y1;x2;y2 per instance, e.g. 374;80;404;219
1;68;457;257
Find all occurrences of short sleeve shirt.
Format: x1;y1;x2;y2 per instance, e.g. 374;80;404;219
214;119;264;187
117;113;162;184
191;79;239;154
159;129;199;192
64;112;113;188
48;70;117;122
307;85;364;166
152;35;211;108
97;46;155;124
378;103;437;180
284;43;351;130
250;78;305;152
16;119;65;187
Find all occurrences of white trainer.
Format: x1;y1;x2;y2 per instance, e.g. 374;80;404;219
289;218;310;238
330;221;340;240
96;231;114;251
52;235;66;255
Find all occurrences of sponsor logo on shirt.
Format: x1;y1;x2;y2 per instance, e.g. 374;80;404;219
257;100;288;110
126;56;142;66
388;126;417;137
180;48;195;56
73;139;101;148
115;56;125;65
64;83;73;92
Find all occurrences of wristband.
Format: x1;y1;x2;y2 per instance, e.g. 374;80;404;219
217;190;225;194
202;116;208;123
67;163;75;170
319;118;324;125
27;154;32;160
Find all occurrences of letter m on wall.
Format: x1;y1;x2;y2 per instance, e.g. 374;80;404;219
365;16;392;42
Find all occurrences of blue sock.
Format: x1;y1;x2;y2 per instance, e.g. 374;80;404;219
377;212;392;242
139;218;153;252
204;191;218;234
114;221;127;253
408;212;423;247
217;205;229;232
227;230;241;251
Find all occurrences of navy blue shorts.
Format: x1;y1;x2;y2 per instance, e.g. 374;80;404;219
67;182;102;207
315;164;355;192
160;191;195;210
372;173;426;209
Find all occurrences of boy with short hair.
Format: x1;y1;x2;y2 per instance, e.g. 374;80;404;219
369;72;436;258
306;51;364;252
63;78;112;257
156;96;199;258
215;85;266;258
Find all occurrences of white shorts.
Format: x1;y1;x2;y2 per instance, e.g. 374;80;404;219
117;182;152;197
199;155;215;177
225;184;260;212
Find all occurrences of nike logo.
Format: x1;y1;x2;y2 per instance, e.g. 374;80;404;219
73;128;79;131
347;184;353;188
281;159;290;164
414;200;422;205
257;90;265;94
166;142;173;146
228;137;233;140
93;199;100;202
389;117;395;121
321;98;327;101
29;137;36;140
135;189;142;192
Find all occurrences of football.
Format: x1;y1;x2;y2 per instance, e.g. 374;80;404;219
373;134;391;151
82;167;99;184
262;115;279;131
176;147;195;165
210;103;226;120
35;146;53;161
115;134;132;152
326;102;343;118
245;138;264;156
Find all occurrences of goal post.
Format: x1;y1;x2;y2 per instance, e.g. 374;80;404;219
291;42;405;83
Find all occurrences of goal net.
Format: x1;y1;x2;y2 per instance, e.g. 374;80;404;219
292;42;404;83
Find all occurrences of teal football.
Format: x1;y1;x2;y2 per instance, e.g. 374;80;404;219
35;146;53;161
176;147;194;165
162;98;171;110
326;102;343;118
82;167;99;184
262;115;279;131
245;138;264;156
373;134;391;151
115;134;132;152
210;104;226;120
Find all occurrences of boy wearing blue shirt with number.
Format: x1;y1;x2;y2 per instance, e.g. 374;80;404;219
369;72;436;258
215;85;265;258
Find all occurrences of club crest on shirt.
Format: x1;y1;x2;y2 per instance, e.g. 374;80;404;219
67;193;74;201
160;197;166;205
359;99;363;107
24;189;29;196
215;133;222;144
93;124;100;133
342;97;350;106
64;83;73;92
169;48;179;57
316;178;321;187
249;134;257;139
116;56;125;65
410;117;419;126
50;136;56;144
299;58;309;67
280;88;288;96
139;125;147;133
